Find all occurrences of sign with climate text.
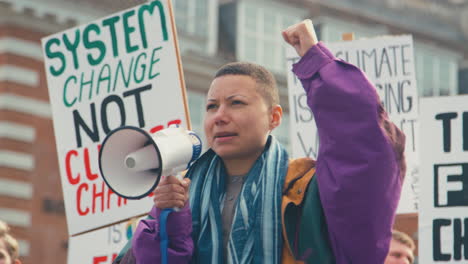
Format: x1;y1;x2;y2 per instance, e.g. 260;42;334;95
286;35;419;213
42;0;189;235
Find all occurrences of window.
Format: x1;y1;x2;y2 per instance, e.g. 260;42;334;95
174;0;209;37
173;0;218;55
316;17;387;42
237;1;307;74
414;43;459;97
459;68;468;94
174;0;189;32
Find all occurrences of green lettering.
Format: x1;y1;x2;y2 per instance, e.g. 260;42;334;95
113;58;134;91
123;10;139;54
97;64;111;94
138;0;168;49
63;75;77;107
149;47;162;79
63;29;81;70
134;52;147;83
102;16;120;57
80;70;95;101
83;23;106;66
45;38;66;76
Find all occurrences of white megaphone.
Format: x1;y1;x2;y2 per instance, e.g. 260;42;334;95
98;125;202;199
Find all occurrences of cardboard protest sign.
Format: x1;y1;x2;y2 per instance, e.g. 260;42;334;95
67;216;143;264
285;56;319;158
419;95;468;263
286;35;419;213
42;0;189;235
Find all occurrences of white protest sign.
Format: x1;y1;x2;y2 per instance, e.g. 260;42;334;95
286;35;419;213
285;53;319;158
68;217;143;264
42;0;189;235
419;95;468;263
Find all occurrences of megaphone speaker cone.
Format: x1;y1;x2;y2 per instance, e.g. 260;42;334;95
98;126;162;199
124;144;160;172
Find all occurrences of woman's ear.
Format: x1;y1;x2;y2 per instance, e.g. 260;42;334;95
269;105;283;130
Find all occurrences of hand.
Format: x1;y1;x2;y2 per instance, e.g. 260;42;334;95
153;175;191;209
282;19;319;57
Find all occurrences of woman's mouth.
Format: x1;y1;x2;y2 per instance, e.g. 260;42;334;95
214;132;237;143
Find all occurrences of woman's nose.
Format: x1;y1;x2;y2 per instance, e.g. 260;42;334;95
213;105;229;125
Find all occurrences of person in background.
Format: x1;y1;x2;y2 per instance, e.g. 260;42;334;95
384;230;415;264
0;220;21;264
115;19;406;264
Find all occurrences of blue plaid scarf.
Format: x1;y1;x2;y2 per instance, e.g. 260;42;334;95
187;136;289;264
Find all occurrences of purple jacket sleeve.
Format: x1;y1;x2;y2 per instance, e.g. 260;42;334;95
132;204;193;264
292;42;405;264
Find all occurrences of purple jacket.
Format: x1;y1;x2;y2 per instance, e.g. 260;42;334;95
130;42;404;264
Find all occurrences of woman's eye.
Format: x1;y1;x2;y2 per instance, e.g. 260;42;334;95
232;100;245;105
206;104;216;111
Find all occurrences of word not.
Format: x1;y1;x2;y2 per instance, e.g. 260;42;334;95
73;84;152;148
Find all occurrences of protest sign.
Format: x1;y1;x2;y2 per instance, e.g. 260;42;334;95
42;0;189;235
286;35;419;213
419;95;468;263
67;216;143;264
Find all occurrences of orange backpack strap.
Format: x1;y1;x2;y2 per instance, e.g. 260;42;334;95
281;158;316;264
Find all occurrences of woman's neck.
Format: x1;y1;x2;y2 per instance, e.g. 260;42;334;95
221;137;271;176
222;154;260;176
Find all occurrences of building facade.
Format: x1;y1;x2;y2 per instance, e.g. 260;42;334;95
0;0;467;263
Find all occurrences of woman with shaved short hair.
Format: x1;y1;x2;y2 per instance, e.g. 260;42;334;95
115;19;405;264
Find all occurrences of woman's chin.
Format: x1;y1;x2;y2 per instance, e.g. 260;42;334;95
213;148;237;159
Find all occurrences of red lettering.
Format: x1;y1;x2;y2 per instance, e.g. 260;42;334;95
106;186;128;209
84;147;99;181
107;188;116;210
65;150;80;185
150;125;164;133
77;183;89;216
92;254;117;264
118;196;128;206
167;119;181;127
150;119;182;134
93;256;107;264
92;182;105;213
77;181;132;216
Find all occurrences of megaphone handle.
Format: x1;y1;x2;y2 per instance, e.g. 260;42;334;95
170;171;184;212
174;171;184;180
